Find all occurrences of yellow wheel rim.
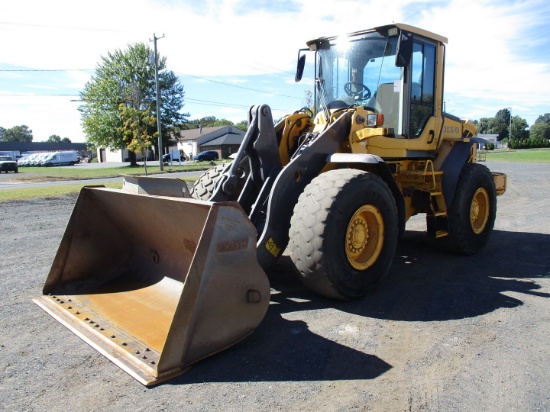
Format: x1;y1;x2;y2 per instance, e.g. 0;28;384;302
470;188;490;234
345;205;384;270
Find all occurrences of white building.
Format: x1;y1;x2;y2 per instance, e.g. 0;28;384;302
477;134;503;149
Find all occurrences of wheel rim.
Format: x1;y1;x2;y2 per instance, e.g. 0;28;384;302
345;205;384;270
470;188;490;234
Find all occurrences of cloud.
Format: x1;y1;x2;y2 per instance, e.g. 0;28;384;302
414;0;550;122
0;0;549;140
1;93;83;141
233;0;302;15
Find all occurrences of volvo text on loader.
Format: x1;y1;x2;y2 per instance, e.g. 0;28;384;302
34;23;506;386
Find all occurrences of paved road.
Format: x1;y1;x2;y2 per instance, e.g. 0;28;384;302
1;161;548;411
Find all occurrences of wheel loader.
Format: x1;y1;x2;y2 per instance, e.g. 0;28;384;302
34;23;507;386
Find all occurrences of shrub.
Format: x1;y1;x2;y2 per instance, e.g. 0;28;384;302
509;138;550;149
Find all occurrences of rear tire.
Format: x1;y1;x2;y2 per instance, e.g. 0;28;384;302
437;163;496;255
191;158;250;201
190;164;225;200
288;169;399;300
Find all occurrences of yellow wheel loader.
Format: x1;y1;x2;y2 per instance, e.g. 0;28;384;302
34;23;507;386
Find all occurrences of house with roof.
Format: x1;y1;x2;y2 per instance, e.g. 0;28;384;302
172;126;245;159
478;134;502;149
92;125;246;163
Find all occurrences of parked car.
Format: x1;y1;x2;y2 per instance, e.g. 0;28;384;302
16;155;30;166
0;156;18;173
18;153;41;166
30;153;51;166
193;151;219;161
40;151;78;167
163;153;186;164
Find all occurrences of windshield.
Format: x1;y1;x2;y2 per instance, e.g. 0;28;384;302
317;31;403;129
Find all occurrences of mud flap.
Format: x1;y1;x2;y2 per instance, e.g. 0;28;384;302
33;185;270;386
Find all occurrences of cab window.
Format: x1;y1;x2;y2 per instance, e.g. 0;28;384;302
409;40;436;137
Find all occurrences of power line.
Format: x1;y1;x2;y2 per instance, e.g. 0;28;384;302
185;98;250;109
184;97;294;114
1;68;308;103
447;100;498;113
177;72;303;101
0;92;296;114
0;93;80;97
241;62;297;79
0;21;122;32
0;68;94;72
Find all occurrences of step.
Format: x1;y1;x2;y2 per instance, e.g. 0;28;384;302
401;170;443;177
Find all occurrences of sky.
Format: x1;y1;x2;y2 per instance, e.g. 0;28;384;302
1;0;549;143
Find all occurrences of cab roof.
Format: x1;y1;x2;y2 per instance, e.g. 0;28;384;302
307;23;448;48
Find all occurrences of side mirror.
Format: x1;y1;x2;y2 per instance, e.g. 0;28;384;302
395;31;413;67
295;53;306;82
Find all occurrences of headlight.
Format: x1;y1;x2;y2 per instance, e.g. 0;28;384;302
367;113;384;127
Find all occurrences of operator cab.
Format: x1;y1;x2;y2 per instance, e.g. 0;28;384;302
297;24;446;141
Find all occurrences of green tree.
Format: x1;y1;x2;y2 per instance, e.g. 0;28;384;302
475;117;494;134
212;119;234;127
530;121;550;140
0;127;5;141
61;137;72;143
187;116;235;129
47;134;62;143
118;104;156;174
510;115;529;140
530;113;550;141
493;108;511;140
304;89;314;112
187;116;216;128
3;125;33;142
235;120;248;132
534;113;550;125
475;109;530;142
79;43;188;165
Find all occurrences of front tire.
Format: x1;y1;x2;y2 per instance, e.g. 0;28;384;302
437;163;496;255
288;169;399;300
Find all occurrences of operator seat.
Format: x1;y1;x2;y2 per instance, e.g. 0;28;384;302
373;83;400;132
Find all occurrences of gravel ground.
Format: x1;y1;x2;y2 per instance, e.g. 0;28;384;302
0;161;548;411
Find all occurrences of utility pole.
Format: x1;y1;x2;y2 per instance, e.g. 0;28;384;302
151;33;165;170
508;107;512;145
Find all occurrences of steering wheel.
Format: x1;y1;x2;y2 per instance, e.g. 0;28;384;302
344;82;371;101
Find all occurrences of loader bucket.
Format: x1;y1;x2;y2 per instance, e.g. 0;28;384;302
33;185;270;386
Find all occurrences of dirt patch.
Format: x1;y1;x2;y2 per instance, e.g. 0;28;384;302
0;161;548;411
9;176;79;183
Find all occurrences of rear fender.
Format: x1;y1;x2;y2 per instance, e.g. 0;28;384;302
440;139;480;208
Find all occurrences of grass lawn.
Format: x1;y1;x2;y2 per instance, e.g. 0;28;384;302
485;148;550;163
13;161;222;181
0;161;220;202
